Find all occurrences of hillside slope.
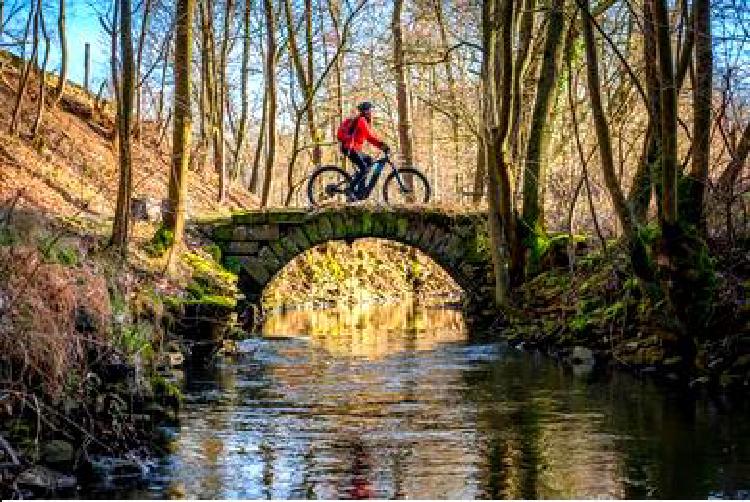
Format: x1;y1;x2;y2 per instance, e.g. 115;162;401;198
0;51;257;238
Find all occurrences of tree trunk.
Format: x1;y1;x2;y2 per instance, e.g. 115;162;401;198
328;0;344;166
652;0;678;226
483;0;520;306
250;85;268;194
32;0;50;138
581;0;634;240
509;0;536;161
392;0;414;176
261;0;277;207
683;0;711;231
521;0;565;233
304;0;321;165
165;0;195;249
216;0;233;202
111;0;136;258
473;134;486;204
52;0;67;105
134;0;154;141
434;0;462;185
233;0;252;181
9;3;38;135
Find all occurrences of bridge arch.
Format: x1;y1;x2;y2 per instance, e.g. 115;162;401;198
205;207;493;316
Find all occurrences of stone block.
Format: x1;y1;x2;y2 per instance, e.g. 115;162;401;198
258;246;282;272
232;224;280;241
241;257;271;285
330;213;347;239
395;217;410;239
279;235;301;258
232;212;268;224
289;227;311;250
370;214;386;237
317;215;334;240
360;211;373;235
270;240;292;263
223;241;259;255
344;214;360;238
302;220;322;245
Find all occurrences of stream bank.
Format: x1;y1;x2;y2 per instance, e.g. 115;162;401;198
489;239;750;391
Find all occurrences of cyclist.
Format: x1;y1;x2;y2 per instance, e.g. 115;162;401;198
336;101;390;194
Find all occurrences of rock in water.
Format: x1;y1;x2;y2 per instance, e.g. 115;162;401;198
570;346;595;365
16;466;77;494
41;440;76;466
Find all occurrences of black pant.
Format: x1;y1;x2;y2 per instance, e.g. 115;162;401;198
342;147;373;194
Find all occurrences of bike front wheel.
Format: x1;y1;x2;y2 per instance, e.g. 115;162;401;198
307;165;353;207
382;168;431;205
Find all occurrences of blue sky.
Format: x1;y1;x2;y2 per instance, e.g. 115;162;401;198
3;0;111;88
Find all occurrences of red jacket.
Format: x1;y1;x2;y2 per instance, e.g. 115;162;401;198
337;116;385;152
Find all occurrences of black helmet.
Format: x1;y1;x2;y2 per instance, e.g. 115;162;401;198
357;101;373;113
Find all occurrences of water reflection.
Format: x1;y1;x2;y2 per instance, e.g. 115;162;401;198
140;303;750;499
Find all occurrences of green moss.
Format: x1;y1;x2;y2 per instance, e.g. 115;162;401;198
203;243;222;263
182;251;237;295
223;256;242;275
145;226;174;257
568;314;590;334
116;323;155;360
183;294;237;309
150;374;182;403
37;236;80;266
0;227;18;246
186;281;206;299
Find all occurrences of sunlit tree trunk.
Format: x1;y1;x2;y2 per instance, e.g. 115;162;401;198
134;0;153;141
392;0;414;176
111;0;136;258
483;0;520;306
10;3;37;135
521;0;565;234
165;0;194;249
216;0;233;202
261;0;277;207
52;0;67;106
32;2;50;138
233;0;252;181
434;0;461;188
509;0;536;161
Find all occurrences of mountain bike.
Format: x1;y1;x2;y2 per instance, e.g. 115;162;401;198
307;152;431;207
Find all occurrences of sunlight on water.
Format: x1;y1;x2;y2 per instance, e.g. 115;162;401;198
129;302;750;500
262;302;467;358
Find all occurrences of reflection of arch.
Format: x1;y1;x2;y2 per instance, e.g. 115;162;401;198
204;207;493;315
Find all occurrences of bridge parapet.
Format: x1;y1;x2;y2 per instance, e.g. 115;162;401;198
198;206;494;321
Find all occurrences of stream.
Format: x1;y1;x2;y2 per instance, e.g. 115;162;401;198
113;302;749;499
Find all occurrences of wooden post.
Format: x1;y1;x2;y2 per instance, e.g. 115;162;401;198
84;43;90;93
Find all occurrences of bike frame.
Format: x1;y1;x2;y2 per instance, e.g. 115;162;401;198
350;155;410;200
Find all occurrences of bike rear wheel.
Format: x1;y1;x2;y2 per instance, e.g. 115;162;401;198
382;167;431;205
307;165;353;207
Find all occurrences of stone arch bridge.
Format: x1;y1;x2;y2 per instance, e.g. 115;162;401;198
198;207;495;316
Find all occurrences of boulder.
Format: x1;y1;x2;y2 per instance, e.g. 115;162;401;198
40;440;75;466
16;466;77;493
570;346;595;365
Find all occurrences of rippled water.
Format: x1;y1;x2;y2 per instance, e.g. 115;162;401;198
129;303;749;499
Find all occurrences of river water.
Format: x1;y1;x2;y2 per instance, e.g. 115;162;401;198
131;302;749;499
